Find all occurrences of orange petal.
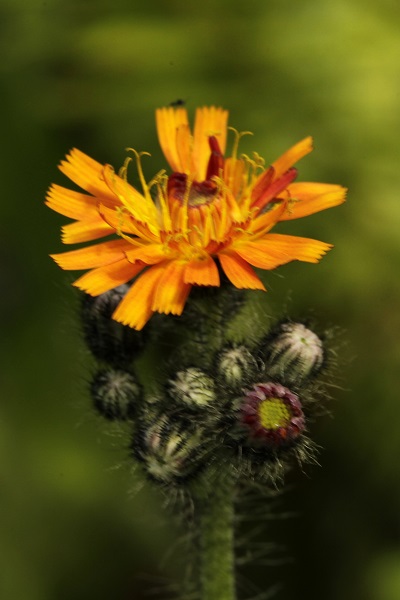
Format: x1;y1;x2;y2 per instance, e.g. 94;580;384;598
46;184;98;220
59;149;117;203
279;183;347;220
125;244;167;265
272;137;313;179
218;251;266;290
231;241;287;270
156;107;190;172
260;234;333;263
151;261;191;315
246;200;288;236
193;106;229;180
102;164;158;228
98;203;158;242
112;263;167;330
175;123;194;174
73;259;145;296
224;157;246;202
184;255;220;286
61;219;114;244
51;239;130;270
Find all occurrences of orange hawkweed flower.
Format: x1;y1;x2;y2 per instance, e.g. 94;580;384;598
47;106;346;330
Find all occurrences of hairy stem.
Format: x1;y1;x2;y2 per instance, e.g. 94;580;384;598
195;468;236;600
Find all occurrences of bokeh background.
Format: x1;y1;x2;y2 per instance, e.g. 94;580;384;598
2;0;400;599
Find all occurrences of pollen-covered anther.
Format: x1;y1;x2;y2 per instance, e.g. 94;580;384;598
240;382;305;447
168;367;216;409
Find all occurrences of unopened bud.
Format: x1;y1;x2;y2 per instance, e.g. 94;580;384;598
216;344;260;390
81;285;145;365
263;321;324;385
91;367;142;420
168;367;216;409
133;416;206;484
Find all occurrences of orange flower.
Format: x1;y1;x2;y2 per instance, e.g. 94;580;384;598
47;106;346;330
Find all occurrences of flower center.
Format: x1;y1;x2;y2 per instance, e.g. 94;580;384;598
167;173;219;207
168;173;218;208
258;398;291;430
167;135;225;208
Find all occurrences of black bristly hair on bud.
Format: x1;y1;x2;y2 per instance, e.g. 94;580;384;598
81;285;146;367
159;283;248;369
90;367;143;421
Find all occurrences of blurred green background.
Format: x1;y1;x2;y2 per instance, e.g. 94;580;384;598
1;0;400;598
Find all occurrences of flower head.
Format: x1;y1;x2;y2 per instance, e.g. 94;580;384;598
239;382;305;447
47;106;346;330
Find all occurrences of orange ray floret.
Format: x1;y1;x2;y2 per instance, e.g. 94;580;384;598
51;239;130;270
112;263;168;330
184;256;220;286
47;105;346;329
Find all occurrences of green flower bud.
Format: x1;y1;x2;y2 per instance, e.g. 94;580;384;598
133;415;207;484
168;367;216;409
216;344;260;390
91;367;142;420
263;321;324;385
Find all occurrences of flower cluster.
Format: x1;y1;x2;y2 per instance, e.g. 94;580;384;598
47;106;346;330
47;105;344;489
83;284;330;487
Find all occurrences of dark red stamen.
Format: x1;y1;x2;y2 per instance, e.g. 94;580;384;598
251;166;275;202
167;171;217;206
206;136;225;181
251;167;298;211
167;172;187;199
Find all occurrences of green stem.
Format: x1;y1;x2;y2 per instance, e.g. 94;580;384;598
195;468;236;600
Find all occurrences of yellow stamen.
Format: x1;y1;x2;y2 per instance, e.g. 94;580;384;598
228;127;253;162
149;171;172;231
115;206;137;244
125;148;152;204
118;155;133;181
212;176;243;223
